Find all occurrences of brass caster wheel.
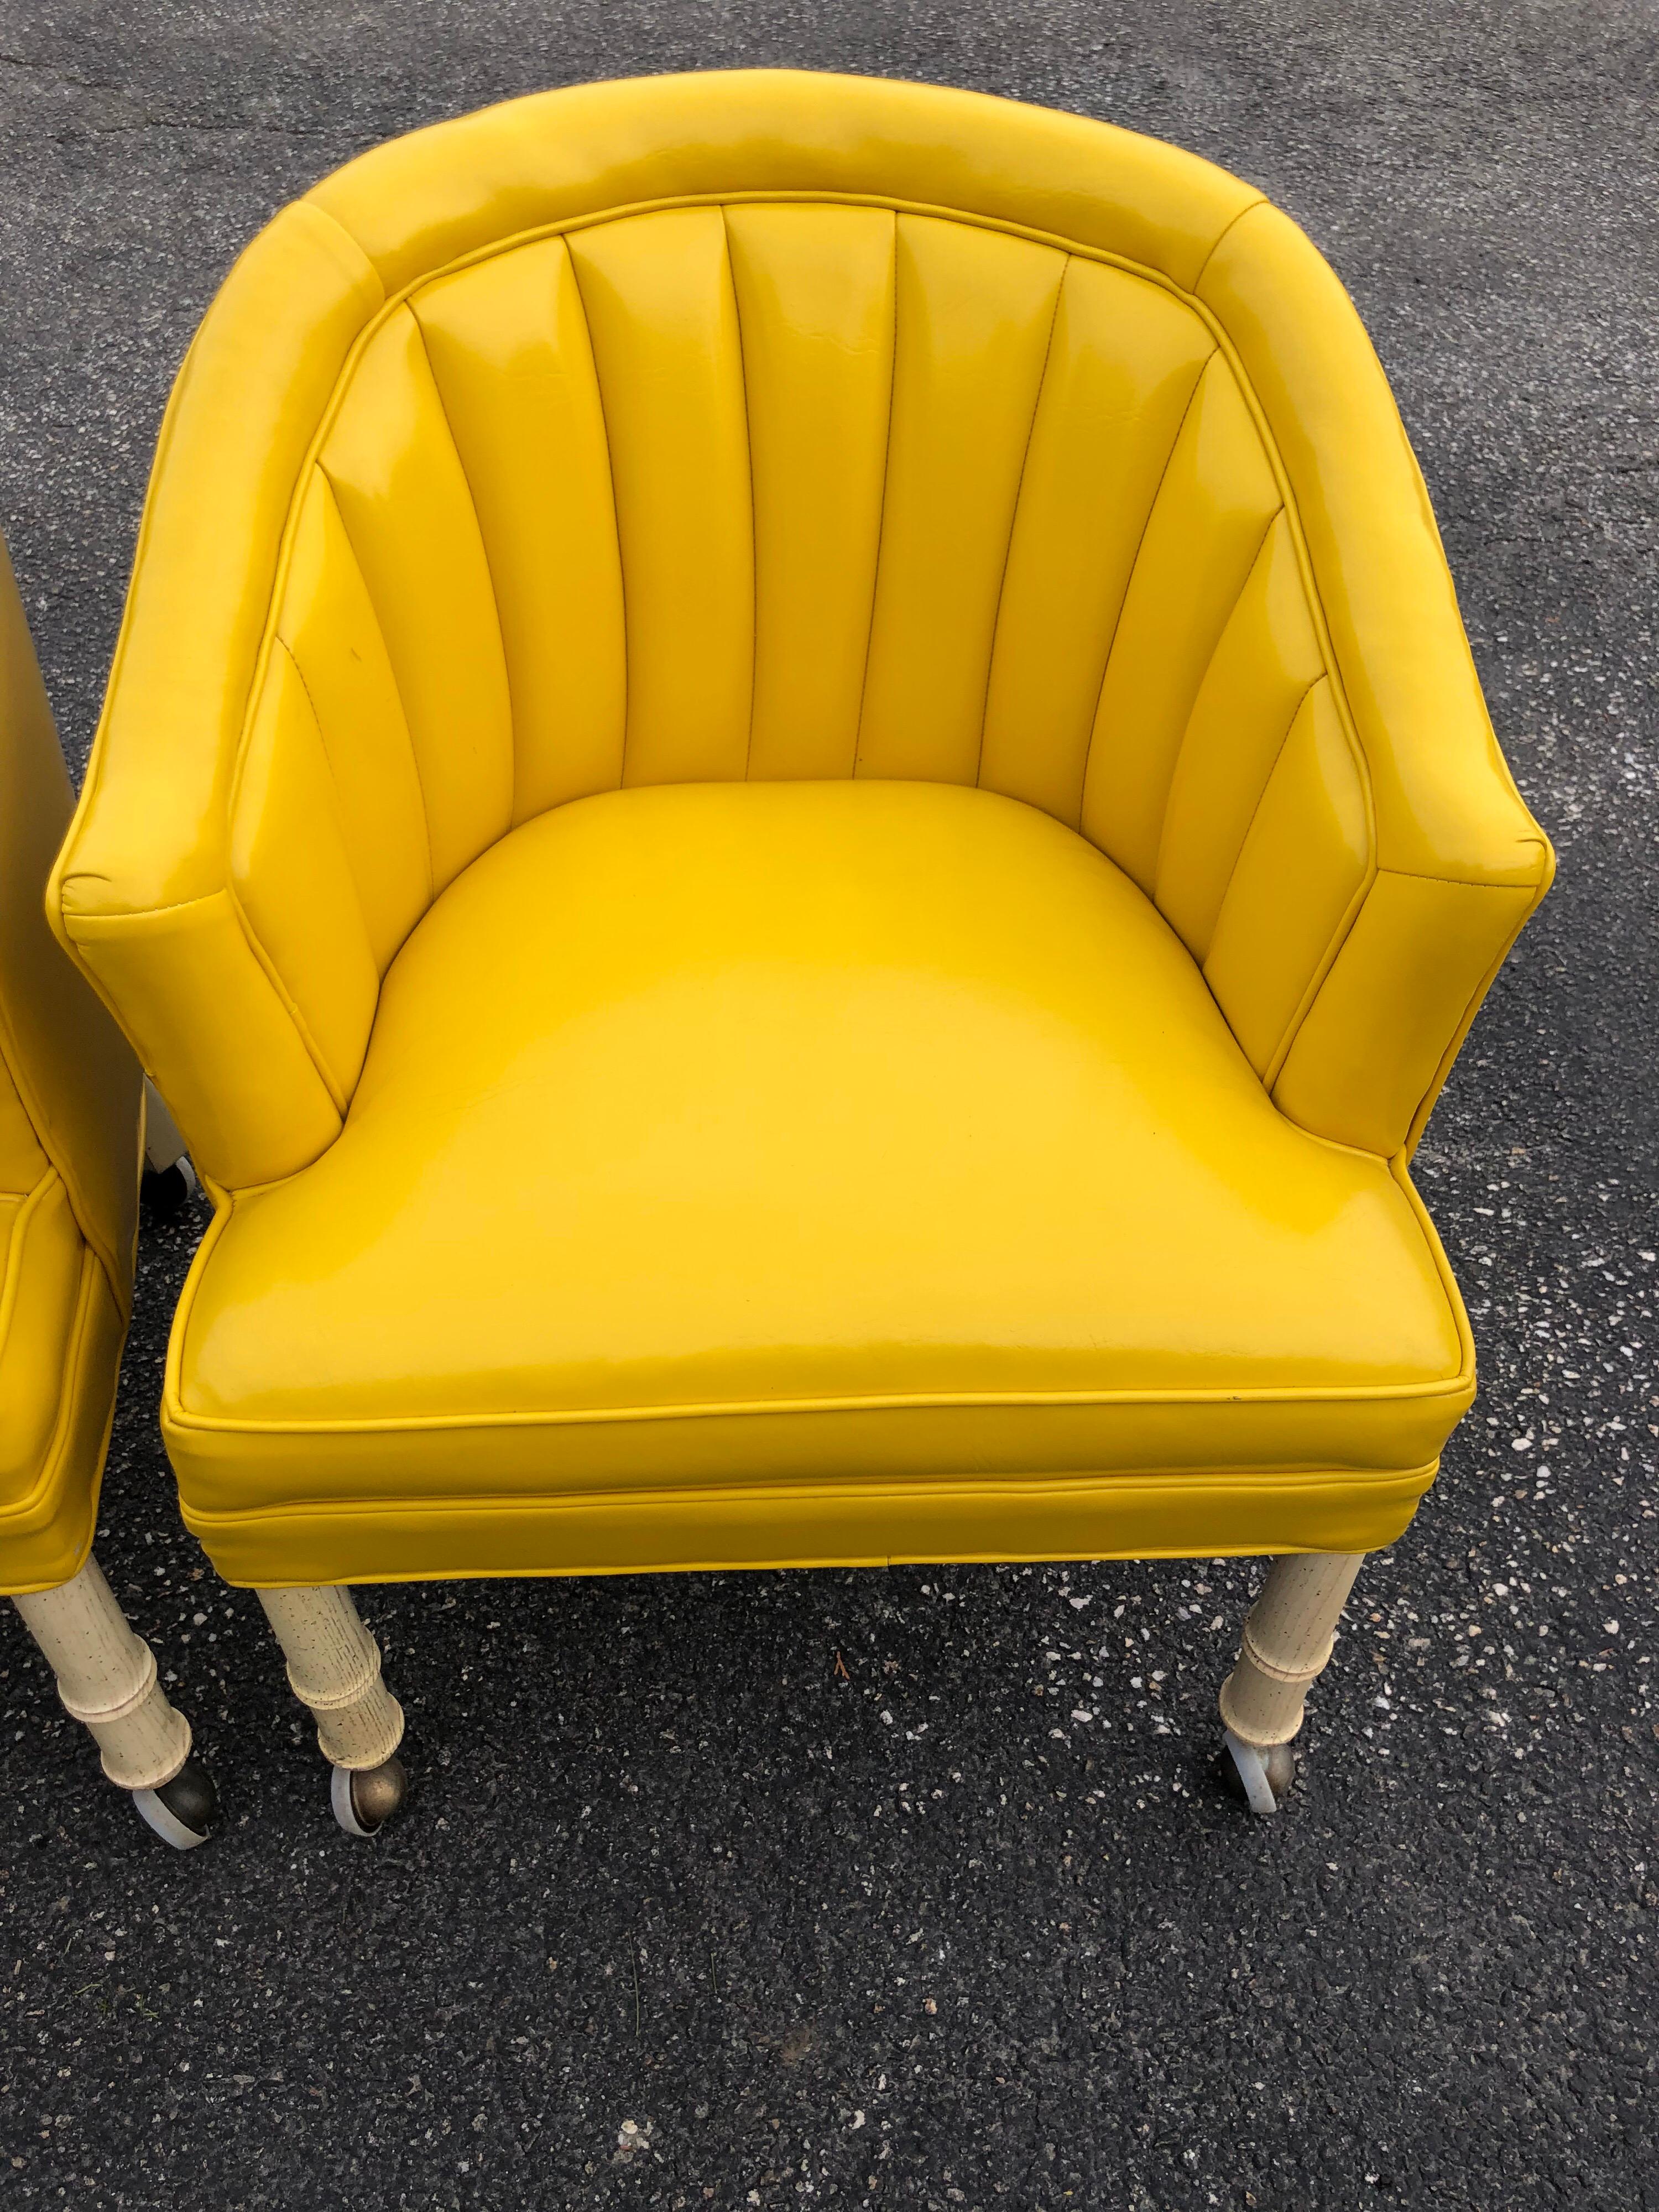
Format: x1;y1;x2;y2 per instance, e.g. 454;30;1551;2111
1220;1729;1296;1815
132;1757;218;1850
331;1755;406;1837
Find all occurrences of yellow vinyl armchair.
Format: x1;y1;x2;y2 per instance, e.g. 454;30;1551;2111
49;71;1551;1830
1;530;215;1848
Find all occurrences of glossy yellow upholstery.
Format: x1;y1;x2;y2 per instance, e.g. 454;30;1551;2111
0;535;143;1594
48;72;1551;1587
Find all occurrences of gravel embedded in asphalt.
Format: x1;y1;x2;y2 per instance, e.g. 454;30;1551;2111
0;6;1655;2207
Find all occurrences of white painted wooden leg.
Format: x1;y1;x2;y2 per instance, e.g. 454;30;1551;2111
11;1554;217;1848
257;1584;406;1835
1218;1551;1366;1813
140;1078;196;1212
142;1078;187;1173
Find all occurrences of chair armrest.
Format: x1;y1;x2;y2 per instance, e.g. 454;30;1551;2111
1197;203;1553;1155
46;201;386;1192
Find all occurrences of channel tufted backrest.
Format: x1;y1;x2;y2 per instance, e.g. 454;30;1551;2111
254;201;1337;1107
51;72;1551;1192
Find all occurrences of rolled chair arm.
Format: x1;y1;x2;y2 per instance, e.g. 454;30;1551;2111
1195;202;1553;1155
46;202;387;1192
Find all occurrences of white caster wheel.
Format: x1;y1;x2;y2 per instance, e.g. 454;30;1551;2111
1222;1729;1295;1815
140;1157;198;1217
132;1757;218;1850
331;1755;406;1837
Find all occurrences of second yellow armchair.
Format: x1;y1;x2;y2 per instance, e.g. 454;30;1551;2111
49;71;1550;1829
0;530;215;1849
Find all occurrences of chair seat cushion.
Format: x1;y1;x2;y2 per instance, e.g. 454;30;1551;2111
166;781;1473;1584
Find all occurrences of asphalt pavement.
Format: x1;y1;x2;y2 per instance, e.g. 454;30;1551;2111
0;5;1655;2207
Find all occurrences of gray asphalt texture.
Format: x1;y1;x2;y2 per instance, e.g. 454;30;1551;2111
1;5;1656;2208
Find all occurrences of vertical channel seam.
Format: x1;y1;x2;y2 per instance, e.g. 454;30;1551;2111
314;463;438;901
564;240;631;788
1199;670;1323;970
974;254;1068;789
852;212;902;776
1073;348;1214;827
409;305;519;832
1149;504;1284;897
722;206;760;781
270;635;387;986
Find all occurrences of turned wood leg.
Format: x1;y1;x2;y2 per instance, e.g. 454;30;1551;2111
142;1077;188;1173
257;1584;406;1835
139;1078;197;1214
11;1554;216;1848
1218;1551;1366;1813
